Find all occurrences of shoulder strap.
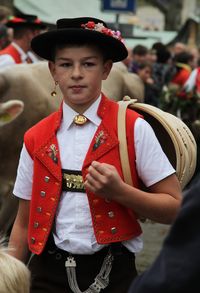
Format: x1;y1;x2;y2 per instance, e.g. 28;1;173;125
117;97;137;186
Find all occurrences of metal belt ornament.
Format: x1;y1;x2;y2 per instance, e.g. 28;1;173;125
62;169;85;192
65;250;114;293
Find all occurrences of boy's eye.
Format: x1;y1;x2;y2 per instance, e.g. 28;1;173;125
83;62;95;67
60;62;72;67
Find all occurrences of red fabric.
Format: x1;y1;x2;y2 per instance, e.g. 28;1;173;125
0;44;22;63
25;95;142;254
171;68;191;87
195;67;200;94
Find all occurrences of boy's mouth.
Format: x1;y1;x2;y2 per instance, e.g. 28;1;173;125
70;85;86;93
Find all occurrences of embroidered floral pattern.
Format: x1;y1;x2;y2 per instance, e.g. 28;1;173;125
81;21;123;42
93;130;107;151
46;144;58;164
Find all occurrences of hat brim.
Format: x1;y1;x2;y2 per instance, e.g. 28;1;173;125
7;22;47;30
31;28;128;62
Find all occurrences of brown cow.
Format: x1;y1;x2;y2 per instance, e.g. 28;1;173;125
0;62;62;232
0;61;144;233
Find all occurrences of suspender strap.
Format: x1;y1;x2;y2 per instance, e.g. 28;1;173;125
117;97;137;186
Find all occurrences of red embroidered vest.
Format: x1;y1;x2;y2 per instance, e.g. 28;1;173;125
0;44;22;63
24;95;142;254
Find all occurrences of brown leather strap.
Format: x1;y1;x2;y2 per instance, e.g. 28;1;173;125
117;97;137;186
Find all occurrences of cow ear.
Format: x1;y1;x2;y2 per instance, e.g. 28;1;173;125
0;100;24;126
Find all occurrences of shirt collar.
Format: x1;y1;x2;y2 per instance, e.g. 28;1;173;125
62;95;102;130
12;42;28;62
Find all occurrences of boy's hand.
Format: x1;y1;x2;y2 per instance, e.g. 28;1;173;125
84;161;123;200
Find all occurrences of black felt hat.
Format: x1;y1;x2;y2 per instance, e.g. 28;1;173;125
31;17;128;62
7;14;47;30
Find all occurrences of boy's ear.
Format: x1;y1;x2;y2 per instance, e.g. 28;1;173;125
102;60;113;80
48;61;56;79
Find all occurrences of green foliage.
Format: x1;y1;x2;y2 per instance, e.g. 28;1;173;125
160;86;200;140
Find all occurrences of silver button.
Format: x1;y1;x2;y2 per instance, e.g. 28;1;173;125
44;176;50;182
108;211;114;218
111;227;117;234
34;222;39;228
31;237;35;244
36;207;42;213
40;191;46;197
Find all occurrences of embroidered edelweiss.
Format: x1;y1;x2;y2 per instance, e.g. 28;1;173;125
46;144;58;164
81;21;123;42
93;130;108;151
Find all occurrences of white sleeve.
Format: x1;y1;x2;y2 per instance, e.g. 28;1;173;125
0;54;16;68
13;143;33;200
183;68;197;91
134;118;175;187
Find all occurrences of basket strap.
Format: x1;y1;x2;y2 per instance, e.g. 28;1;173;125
117;97;137;186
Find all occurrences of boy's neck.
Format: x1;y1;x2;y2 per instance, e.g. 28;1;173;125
65;95;100;114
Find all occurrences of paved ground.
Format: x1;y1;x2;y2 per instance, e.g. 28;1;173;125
135;221;170;274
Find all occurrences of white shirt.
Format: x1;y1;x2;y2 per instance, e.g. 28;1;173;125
0;42;35;68
13;96;175;254
184;68;198;92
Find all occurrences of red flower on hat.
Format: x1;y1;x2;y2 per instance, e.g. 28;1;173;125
81;21;123;42
85;21;95;29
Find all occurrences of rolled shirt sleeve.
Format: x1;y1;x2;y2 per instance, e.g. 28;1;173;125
13;143;33;200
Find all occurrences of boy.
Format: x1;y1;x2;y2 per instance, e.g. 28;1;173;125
9;17;181;293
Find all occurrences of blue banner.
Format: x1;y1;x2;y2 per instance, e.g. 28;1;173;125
101;0;136;13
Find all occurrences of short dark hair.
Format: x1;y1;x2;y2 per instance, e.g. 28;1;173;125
173;51;193;64
132;45;148;56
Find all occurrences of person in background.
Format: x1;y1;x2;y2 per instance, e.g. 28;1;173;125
0;13;46;68
129;44;148;73
0;5;12;24
9;17;181;293
0;24;12;49
151;44;173;99
189;46;200;69
0;5;13;49
136;61;159;106
172;42;187;56
128;176;200;293
0;236;30;293
170;51;194;88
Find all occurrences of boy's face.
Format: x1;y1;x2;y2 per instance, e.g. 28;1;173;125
49;45;112;113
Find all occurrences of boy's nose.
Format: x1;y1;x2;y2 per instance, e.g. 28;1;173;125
72;65;82;78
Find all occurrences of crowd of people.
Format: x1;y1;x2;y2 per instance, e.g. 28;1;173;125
0;4;199;293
